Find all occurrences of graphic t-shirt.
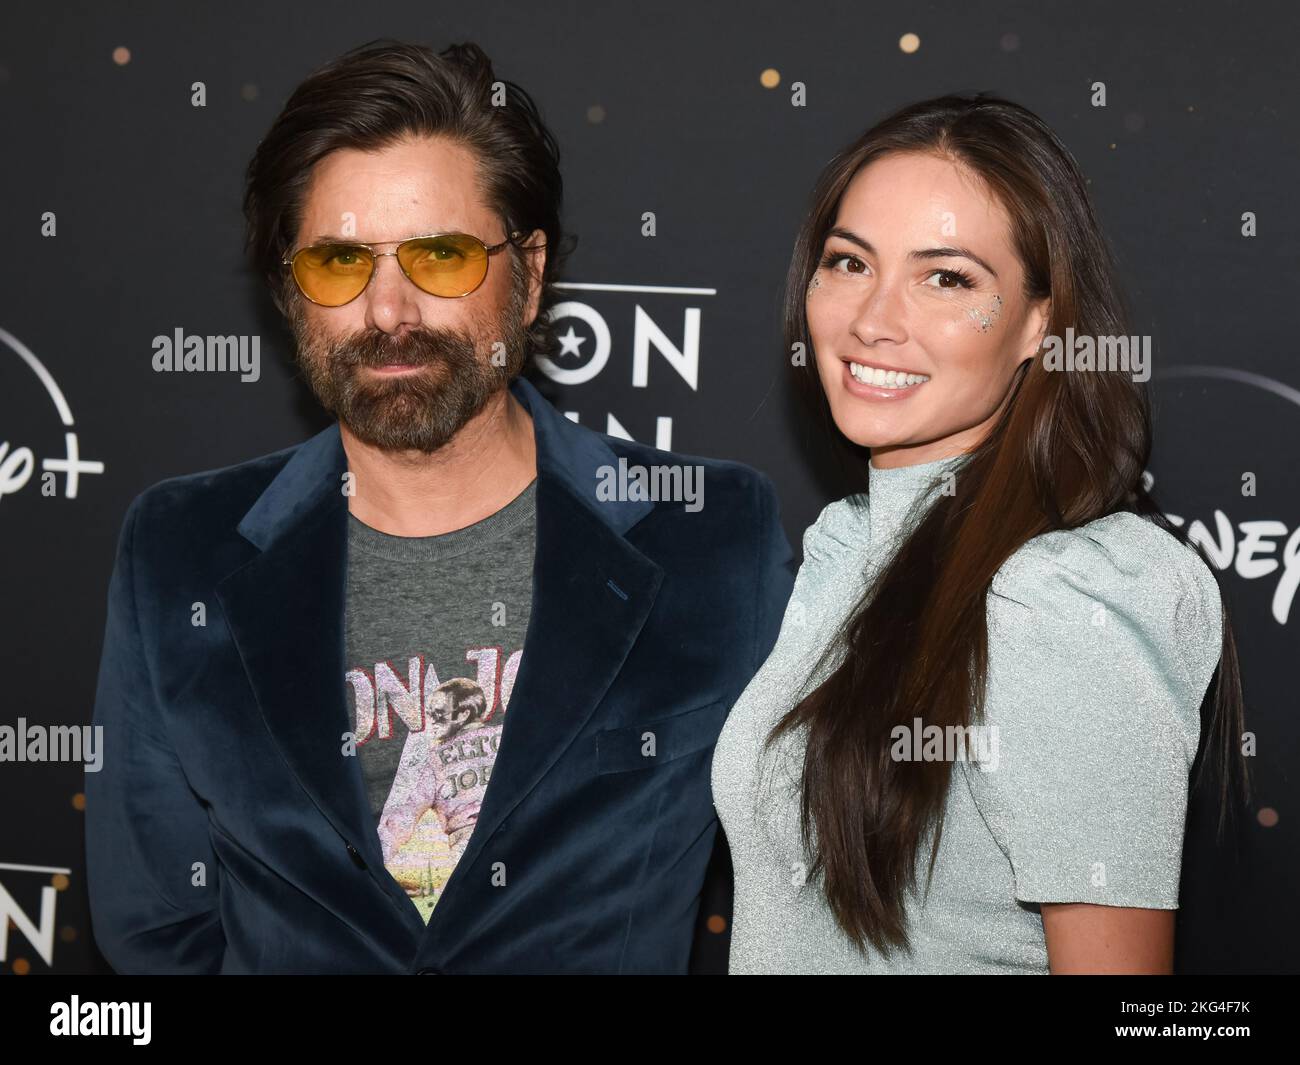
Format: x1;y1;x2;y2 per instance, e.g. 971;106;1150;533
343;479;536;923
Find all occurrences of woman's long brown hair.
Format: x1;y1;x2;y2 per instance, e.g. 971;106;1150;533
770;93;1250;958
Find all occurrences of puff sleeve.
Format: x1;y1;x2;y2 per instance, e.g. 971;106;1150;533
970;512;1225;909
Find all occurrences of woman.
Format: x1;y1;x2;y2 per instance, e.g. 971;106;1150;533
711;94;1248;974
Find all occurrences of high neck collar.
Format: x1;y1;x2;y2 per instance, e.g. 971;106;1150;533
864;451;968;547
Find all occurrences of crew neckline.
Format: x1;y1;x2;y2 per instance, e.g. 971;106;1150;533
347;477;538;562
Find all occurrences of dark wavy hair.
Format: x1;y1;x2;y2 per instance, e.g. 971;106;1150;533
770;92;1250;958
242;38;569;356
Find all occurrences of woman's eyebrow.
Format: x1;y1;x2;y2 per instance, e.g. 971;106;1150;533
826;226;999;279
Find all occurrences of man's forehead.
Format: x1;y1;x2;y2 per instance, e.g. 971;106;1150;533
295;194;494;246
296;138;489;237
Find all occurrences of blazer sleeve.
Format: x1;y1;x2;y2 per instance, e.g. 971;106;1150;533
751;471;797;674
84;491;226;973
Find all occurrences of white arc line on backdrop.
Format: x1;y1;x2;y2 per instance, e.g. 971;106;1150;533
0;325;75;425
1157;365;1300;410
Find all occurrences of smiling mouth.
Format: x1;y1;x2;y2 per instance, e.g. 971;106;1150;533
846;361;931;389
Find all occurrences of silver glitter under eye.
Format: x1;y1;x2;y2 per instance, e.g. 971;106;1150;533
807;273;823;296
968;293;1003;332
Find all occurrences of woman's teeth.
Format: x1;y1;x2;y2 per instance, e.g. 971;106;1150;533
848;362;930;388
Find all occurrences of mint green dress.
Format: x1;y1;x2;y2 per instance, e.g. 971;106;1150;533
711;453;1223;973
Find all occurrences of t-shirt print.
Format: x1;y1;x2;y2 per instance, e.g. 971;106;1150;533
346;647;522;923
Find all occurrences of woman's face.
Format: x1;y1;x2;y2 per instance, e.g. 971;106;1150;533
806;151;1049;468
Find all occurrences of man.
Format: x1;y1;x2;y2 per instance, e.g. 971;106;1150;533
84;39;794;974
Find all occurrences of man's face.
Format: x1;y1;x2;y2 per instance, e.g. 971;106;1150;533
426;684;480;742
285;134;539;453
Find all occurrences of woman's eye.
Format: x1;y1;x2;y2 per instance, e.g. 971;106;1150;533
824;253;866;275
925;269;974;290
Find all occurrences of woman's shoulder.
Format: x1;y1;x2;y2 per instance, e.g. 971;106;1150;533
994;511;1219;606
799;493;870;564
990;510;1225;711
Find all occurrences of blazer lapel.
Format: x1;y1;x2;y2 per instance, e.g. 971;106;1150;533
214;426;412;919
420;378;666;948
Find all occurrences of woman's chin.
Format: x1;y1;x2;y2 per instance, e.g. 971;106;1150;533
829;416;912;451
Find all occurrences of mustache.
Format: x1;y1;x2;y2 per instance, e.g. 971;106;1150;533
325;325;477;368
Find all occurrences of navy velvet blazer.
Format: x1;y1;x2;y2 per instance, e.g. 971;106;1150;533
85;375;795;974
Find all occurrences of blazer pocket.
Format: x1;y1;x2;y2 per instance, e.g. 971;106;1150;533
596;699;732;775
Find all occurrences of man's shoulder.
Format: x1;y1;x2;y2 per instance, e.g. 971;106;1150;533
125;433;315;532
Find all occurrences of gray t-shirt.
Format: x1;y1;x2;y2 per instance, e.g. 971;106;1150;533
711;454;1223;973
343;479;537;924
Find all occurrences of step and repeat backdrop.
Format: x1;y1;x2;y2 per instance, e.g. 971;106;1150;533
1;1;1295;974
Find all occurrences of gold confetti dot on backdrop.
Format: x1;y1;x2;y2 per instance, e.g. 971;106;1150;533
12;958;30;975
899;33;920;54
706;914;727;934
1258;807;1279;827
112;46;131;66
72;793;85;810
759;68;780;89
52;874;69;891
1000;33;1020;52
60;926;77;943
240;83;259;102
586;104;605;123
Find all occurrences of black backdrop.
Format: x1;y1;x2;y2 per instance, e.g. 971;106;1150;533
1;0;1295;975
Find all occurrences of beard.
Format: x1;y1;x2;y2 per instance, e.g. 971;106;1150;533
287;265;531;453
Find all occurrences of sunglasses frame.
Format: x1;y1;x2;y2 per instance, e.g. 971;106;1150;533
281;228;524;306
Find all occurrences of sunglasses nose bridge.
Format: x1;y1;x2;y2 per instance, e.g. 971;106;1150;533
367;248;413;291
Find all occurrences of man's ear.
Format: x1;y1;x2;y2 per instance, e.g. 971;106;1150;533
519;227;548;324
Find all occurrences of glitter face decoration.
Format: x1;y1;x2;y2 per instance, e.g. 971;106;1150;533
807;272;822;297
967;294;1003;333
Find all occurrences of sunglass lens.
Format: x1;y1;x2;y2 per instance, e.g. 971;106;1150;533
292;244;374;306
397;234;489;297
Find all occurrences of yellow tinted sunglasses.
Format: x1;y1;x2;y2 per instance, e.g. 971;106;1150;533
282;230;522;306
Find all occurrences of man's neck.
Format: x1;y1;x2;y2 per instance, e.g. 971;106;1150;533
339;389;538;537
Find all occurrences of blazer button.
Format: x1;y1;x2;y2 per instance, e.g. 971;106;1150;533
346;843;367;870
